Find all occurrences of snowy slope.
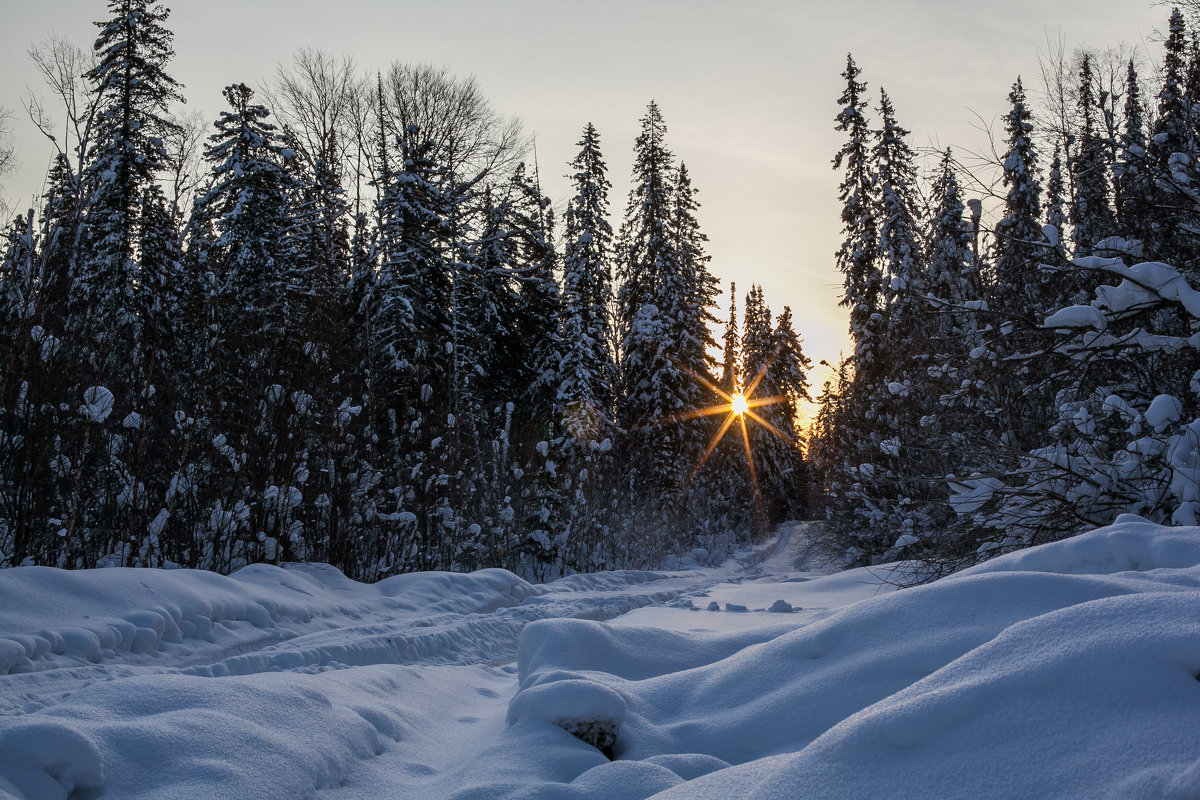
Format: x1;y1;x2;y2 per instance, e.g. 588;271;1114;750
2;519;1198;798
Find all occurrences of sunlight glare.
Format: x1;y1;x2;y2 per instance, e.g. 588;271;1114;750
731;391;749;417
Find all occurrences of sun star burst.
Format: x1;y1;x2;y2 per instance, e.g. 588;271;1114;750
667;359;800;533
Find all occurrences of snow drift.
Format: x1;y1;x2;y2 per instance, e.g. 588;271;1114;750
1;519;1198;798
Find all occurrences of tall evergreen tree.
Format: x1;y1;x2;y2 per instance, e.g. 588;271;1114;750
616;101;678;481
1069;54;1116;256
832;55;881;368
615;103;719;548
926;149;979;340
1149;8;1196;266
191;83;303;569
1045;144;1068;256
78;0;183;388
1114;59;1152;243
721;282;739;395
559;123;616;423
873;88;925;351
992;78;1050;318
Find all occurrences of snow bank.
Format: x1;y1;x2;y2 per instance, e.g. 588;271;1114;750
0;664;511;800
4;520;1198;798
500;519;1200;798
0;562;537;679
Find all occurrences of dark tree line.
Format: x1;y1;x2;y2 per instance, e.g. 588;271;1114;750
0;0;811;578
813;8;1200;579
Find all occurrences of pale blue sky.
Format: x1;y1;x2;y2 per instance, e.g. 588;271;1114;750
0;0;1167;407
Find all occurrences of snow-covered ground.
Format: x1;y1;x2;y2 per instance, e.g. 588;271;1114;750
2;517;1199;799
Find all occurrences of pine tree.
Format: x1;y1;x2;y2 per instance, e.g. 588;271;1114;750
615;103;719;548
762;306;811;520
1155;9;1189;163
832;55;881;368
559;123;616;423
1045;144;1068;251
1069;54;1116;256
668;161;720;420
720;282;739;395
78;0;184;389
0;212;68;567
616;102;675;344
926;149;979;340
1114;59;1152;244
192;83;303;569
1149;9;1196;265
873;88;925;352
992;78;1049;319
616;101;679;489
513;164;562;426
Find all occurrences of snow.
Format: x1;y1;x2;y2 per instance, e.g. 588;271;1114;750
1041;223;1059;247
2;520;1199;798
1147;394;1184;432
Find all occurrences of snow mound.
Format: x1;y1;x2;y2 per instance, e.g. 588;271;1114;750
0;666;460;800
961;515;1200;576
497;519;1200;799
0;720;103;800
4;520;1198;798
0;563;537;677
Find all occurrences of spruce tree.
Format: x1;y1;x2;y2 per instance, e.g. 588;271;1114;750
1114;59;1152;244
832;55;881;369
559;123;616;424
720;282;739;395
1149;8;1195;265
992;78;1049;319
78;0;183;389
1045;144;1068;258
926;149;979;340
616;101;679;493
1069;54;1116;257
192;83;302;569
615;103;719;549
873;88;925;352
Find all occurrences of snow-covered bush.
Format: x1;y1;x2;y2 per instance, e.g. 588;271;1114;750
953;255;1200;550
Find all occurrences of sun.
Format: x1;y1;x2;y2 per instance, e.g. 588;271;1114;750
731;391;749;417
669;360;800;533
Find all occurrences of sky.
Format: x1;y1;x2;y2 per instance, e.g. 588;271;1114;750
0;0;1168;417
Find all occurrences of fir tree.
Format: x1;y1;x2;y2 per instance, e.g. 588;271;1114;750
1149;9;1197;266
616;103;719;547
721;282;739;395
872;88;925;352
559;123;616;423
193;83;303;569
926;149;979;340
1069;54;1116;256
1155;9;1190;164
1045;144;1068;257
1114;59;1152;243
78;0;184;388
992;78;1049;319
832;55;881;368
616;102;675;342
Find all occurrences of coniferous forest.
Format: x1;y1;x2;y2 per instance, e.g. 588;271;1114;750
0;0;810;579
811;7;1200;580
5;0;1200;586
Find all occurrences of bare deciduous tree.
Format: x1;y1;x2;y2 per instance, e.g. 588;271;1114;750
24;36;105;174
383;63;526;185
0;108;17;222
162;109;207;225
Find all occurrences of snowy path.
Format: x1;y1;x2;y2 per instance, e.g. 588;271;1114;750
7;517;1198;799
0;528;802;716
0;522;859;799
